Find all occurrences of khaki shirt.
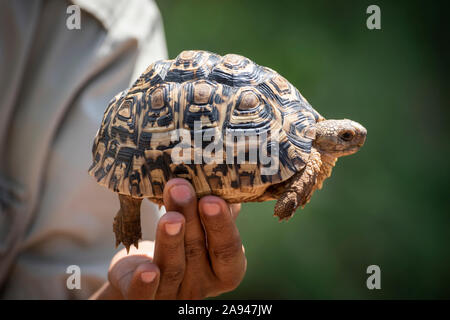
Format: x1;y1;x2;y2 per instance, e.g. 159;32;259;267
0;0;167;299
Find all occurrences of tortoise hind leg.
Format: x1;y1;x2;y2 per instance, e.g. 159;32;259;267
113;194;143;253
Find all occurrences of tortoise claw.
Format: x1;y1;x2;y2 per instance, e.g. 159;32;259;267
274;191;298;221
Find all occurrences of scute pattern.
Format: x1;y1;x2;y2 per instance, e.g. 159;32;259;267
89;50;324;202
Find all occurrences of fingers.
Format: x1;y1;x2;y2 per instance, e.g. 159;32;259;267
153;211;186;299
163;178;198;221
162;179;212;293
126;263;160;300
198;196;246;292
158;179;246;298
108;241;160;300
163;179;208;263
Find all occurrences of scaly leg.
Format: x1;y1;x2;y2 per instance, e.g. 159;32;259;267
113;194;142;253
274;148;324;221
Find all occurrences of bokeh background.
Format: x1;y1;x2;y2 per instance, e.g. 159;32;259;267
155;0;449;299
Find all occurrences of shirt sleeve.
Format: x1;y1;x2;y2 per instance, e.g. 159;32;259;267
0;0;167;299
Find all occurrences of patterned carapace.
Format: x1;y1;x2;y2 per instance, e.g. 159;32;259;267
89;50;324;203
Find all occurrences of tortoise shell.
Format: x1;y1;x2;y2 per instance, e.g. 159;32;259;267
89;50;324;203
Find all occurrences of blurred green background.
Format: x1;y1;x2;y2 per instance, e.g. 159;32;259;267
155;0;449;299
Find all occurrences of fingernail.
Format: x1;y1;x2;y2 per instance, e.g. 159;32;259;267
203;202;221;216
140;271;156;283
165;222;182;235
169;185;192;204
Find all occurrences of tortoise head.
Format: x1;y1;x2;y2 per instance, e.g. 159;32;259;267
312;119;367;158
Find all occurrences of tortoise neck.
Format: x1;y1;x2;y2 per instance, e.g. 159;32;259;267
315;152;337;191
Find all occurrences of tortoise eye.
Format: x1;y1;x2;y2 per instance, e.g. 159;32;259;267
340;130;355;141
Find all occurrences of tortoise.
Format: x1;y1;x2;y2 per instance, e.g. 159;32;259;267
89;50;367;252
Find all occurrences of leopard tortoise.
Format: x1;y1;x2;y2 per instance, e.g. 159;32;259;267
89;50;367;252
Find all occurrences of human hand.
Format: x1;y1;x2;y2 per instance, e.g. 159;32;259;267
91;178;246;299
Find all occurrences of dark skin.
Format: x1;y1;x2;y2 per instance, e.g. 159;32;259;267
90;178;246;300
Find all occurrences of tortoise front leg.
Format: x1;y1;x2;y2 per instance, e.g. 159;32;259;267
274;148;323;221
113;194;143;253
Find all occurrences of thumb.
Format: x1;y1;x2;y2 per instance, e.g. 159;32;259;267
108;241;159;299
125;262;160;300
